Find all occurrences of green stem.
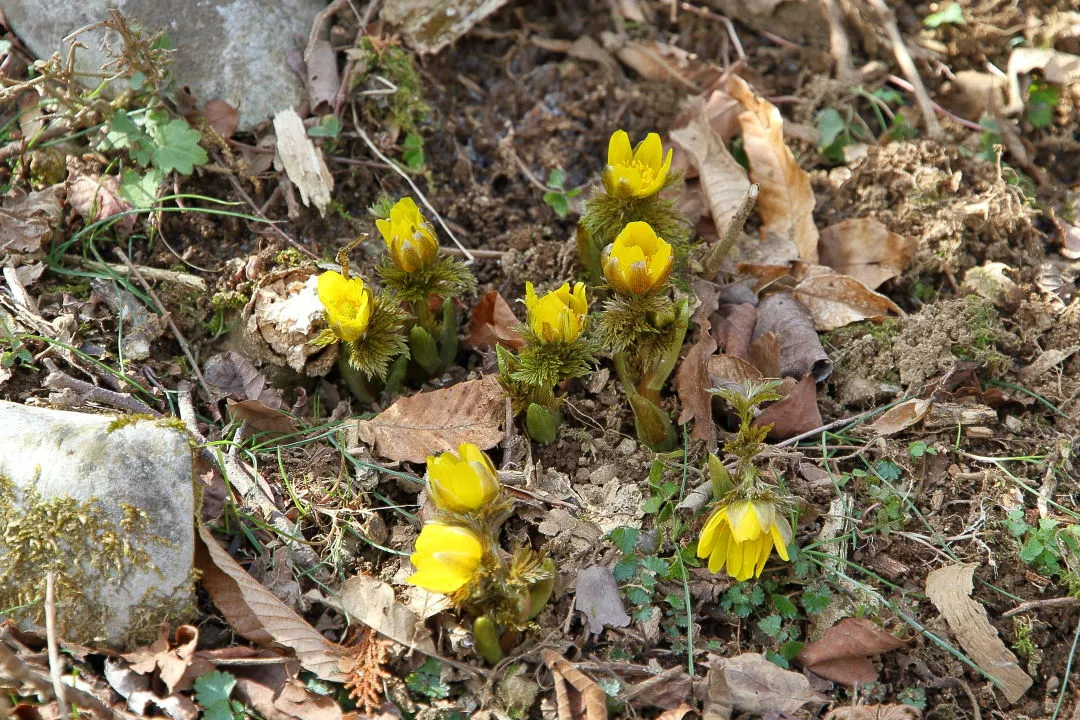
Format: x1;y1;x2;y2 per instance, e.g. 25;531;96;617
643;297;689;396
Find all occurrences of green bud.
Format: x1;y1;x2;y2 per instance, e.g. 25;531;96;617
708;453;733;498
525;403;559;444
409;324;440;375
576;225;602;283
382;354;409;397
438;297;459;371
526;558;556;620
338;346;375;404
473;615;504;665
628;392;677;452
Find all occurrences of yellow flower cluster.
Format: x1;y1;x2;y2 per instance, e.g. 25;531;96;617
603;130;673;199
602;221;673;296
696;499;792;581
375;197;440;272
524;281;589;343
317;270;372;342
407;443;501;595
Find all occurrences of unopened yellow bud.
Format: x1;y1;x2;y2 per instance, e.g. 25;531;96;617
524;281;588;343
406;522;483;594
426;443;500;513
375;197;440;272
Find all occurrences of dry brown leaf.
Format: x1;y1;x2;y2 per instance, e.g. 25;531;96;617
227;399;298;435
702;657;733;720
654;704;695;720
542;649;608;720
824;705;923;720
746;332;780;378
0;185;63;255
121;624;213;694
353;375;504;463
718;653;820;716
711;303;757;361
273;109;332;216
868;399;932;436
925;564;1032;702
676;280;721;448
793;274;904;331
67;169;136;235
464;291;525;350
232;665;343;720
1019;346;1080;381
797;617;906;686
337;574;436;654
818;219;916;290
195;524;347;683
602;33;719;92
726;74;818;263
575;565;631;635
706;355;764;390
381;0;510;54
204;351;284;408
203;99;239;139
670;102;751;237
305;38;340;114
753;293;832;380
754;374;821;441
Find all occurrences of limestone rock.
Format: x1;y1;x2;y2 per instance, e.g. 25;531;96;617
2;0;323;131
0;402;195;648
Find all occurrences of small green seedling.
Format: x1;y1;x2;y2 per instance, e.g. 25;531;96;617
402;131;425;171
923;2;964;28
194;670;245;720
1025;82;1059;129
542;168;582;218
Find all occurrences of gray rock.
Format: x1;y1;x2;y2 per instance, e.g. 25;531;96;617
0;401;195;648
2;0;323;131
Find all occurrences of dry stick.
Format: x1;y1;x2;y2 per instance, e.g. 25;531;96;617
703;183;759;278
354;126;475;263
866;0;942;140
112;248;223;422
64;255;207;293
821;0;855;81
333;0;381;116
45;573;69;720
42;358;159;415
1003;596;1080;619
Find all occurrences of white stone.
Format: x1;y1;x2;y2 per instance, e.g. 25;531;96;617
0;401;194;648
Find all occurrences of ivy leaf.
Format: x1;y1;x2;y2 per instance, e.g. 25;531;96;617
147;115;208;174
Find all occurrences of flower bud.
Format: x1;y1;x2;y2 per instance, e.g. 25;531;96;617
602;221;673;296
426;443;500;513
375;197;439;272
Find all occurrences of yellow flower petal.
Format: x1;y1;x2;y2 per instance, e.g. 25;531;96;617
317;270;372;343
607;129;633;167
634;133;663;173
602;130;671;198
602;222;672;296
426;444;500;513
407;523;483;594
379;197;439;272
523;281;588;343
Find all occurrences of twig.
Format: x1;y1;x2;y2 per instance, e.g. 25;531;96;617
112;248;222;422
3;266;37;311
63;255;207;293
821;0;855;81
45;573;70;720
305;0;349;63
354;125;475;263
678;3;745;58
333;0;381;116
42;358;159;415
866;0;942;140
884;74;983;132
1002;596;1080;619
702;183;758;277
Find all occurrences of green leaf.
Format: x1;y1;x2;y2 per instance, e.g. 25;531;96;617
642;495;664;515
765;650;790;668
1025;84;1059;129
543;191;569;218
779;640;805;660
307;114;342;138
612;556;638;583
648;459;665;486
119;167;164;209
1020;537;1045;564
608;526;640;555
627;587;651;605
816;108;847;149
801;586;832;614
923;2;964;28
100;110;153;165
874;459;903;481
402;131;424;170
757;614;783;638
640;555;668;576
1006;509;1030;537
146;115;208;174
546;167;566;189
771;593;799;619
194;670;238;720
406;657;450;699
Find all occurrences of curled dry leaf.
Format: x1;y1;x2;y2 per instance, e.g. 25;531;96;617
868;399;932;436
195;524;347;683
0;185;64;254
753;373;821;441
818;219;916;291
338;574;436;655
707;354;763;391
67;168;136;235
575;565;631;635
227;399;298;436
202;99;239;139
726;74;818;263
925;564;1032;703
602;32;719;92
352;375;505;463
702;656;733;720
824;704;923;720
676;280;721;448
541;649;608;720
204;351;284;408
961;262;1022;308
754;293;833;380
121;623;213;694
746;332;780;378
654;704;696;720
464;291;525;350
272;109;333;216
797;617;906;686
793;274;904;331
717;652;820;716
305;38;340;115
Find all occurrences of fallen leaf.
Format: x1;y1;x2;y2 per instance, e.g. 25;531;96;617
868;399;932;435
575;565;631;635
104;658;200;720
1061;218;1080;260
1019;346;1080;381
122;624;213;694
67;166;137;235
273;109;333;216
204;351;284;408
202;99;239;139
1005;48;1080;114
754;373;821;440
746;332;780;377
654;704;695;720
824;705;923;720
712;303;757;360
541;649;608;720
0;185;64;254
620;667;694;711
353;375;505;463
718;653;820;715
670;102;751;237
961;262;1022;307
602;33;719;92
793;274;904;331
702;657;733;720
706;354;764;390
797;617;906;686
338;574;436;654
195;524;346;683
227;399;298;435
381;0;510;55
818;219;916;290
232;665;343;720
727;74;818;263
305;38;339;114
464;291;525;349
925;564;1032;702
753;293;833;380
676;280;722;448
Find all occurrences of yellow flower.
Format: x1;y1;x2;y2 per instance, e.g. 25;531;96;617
696;499;792;581
426;443;501;513
602;221;673;295
407;523;484;594
524;281;588;343
375;197;440;272
317;270;372;343
602;130;673;198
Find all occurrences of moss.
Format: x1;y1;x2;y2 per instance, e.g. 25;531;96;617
351;37;430;136
273;247;305;269
107;413;157;432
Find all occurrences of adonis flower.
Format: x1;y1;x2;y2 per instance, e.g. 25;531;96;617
407;523;484;594
375;196;440;272
602;130;673;199
602;221;673;296
317;270;372;343
696;498;792;582
524;281;588;343
426;443;501;513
